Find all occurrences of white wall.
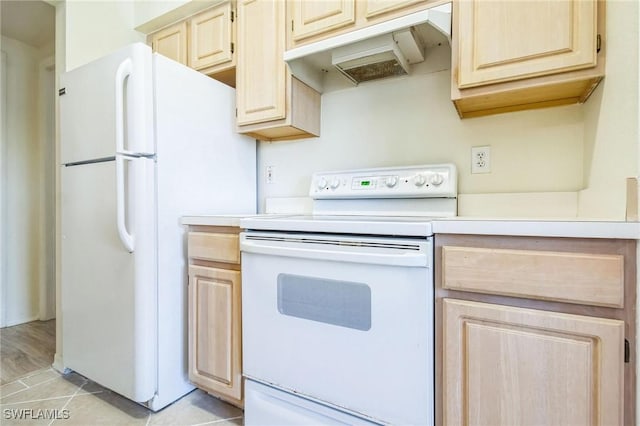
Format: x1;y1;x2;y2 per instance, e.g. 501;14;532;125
579;0;639;219
64;0;144;71
257;1;639;220
1;37;46;326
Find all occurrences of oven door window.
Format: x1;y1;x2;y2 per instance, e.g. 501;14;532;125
277;274;371;331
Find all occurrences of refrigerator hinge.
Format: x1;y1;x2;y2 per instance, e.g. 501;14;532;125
625;339;630;363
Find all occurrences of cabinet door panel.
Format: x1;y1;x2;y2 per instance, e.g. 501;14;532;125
151;21;188;66
457;0;597;88
189;265;242;401
237;0;286;125
443;299;624;426
292;0;356;41
364;0;424;19
190;3;234;70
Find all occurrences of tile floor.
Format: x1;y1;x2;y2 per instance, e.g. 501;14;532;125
0;368;243;426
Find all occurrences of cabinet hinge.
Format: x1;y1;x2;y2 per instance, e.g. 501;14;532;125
625;339;630;363
235;108;237;117
291;20;294;32
597;34;601;53
231;10;235;22
231;42;235;54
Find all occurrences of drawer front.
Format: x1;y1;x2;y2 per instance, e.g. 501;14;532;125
188;232;240;264
442;246;624;308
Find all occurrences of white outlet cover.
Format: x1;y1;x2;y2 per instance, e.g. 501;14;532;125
471;146;491;174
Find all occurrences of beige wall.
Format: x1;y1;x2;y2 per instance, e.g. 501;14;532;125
579;0;639;219
64;0;144;72
1;36;50;326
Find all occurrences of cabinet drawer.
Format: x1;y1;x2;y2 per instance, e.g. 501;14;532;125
188;232;240;264
442;246;624;308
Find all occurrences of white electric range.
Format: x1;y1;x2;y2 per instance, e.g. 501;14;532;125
240;164;457;425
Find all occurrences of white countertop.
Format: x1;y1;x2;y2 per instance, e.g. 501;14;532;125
182;215;640;239
181;214;260;227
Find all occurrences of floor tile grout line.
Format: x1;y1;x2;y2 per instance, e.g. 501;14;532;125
1;373;76;401
0;388;104;407
48;379;88;426
191;415;244;426
0;383;29;399
0;394;79;406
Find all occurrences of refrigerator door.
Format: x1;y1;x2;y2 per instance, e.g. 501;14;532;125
61;155;156;402
149;53;256;410
60;43;153;165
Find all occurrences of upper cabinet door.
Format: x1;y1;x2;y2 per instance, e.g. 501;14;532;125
364;0;425;19
291;0;356;42
150;21;188;66
189;3;234;70
457;0;598;89
236;0;287;125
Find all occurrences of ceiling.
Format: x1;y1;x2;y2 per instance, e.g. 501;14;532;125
1;0;55;48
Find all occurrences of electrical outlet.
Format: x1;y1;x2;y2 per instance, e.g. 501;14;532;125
266;165;275;184
471;146;491;174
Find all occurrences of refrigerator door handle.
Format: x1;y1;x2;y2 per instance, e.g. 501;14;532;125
116;155;135;253
115;57;132;154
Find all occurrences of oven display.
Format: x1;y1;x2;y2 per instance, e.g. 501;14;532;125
352;176;377;189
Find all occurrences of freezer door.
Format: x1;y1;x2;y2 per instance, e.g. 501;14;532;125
61;157;156;402
60;43;153;164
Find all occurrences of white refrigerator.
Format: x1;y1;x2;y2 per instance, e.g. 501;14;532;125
59;43;256;411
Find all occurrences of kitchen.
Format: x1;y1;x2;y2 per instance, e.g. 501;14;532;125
1;0;639;424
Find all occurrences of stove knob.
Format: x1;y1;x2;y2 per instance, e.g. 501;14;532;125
385;176;398;188
330;178;340;189
430;173;444;186
317;177;328;190
413;174;426;187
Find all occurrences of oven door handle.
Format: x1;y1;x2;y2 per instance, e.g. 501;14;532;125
240;239;428;267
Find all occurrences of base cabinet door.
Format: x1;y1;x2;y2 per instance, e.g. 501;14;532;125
442;298;624;426
188;265;242;404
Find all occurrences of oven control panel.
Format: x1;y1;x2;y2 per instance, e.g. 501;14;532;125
310;164;457;199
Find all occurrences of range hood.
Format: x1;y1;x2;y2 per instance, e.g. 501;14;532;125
284;3;451;92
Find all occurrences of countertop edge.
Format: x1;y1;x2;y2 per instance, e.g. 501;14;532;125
431;220;640;239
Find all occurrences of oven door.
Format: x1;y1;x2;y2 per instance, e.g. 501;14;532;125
240;231;433;425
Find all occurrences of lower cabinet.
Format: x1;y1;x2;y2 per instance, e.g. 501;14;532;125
443;298;624;425
187;226;243;407
436;234;636;426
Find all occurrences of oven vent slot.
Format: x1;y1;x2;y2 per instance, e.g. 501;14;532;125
244;235;421;251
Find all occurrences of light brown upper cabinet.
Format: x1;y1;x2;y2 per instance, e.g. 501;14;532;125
148;2;236;87
291;0;356;42
150;21;188;66
287;0;445;49
236;0;321;142
189;2;236;77
452;0;605;118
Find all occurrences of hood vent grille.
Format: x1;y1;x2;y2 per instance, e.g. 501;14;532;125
332;29;424;84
